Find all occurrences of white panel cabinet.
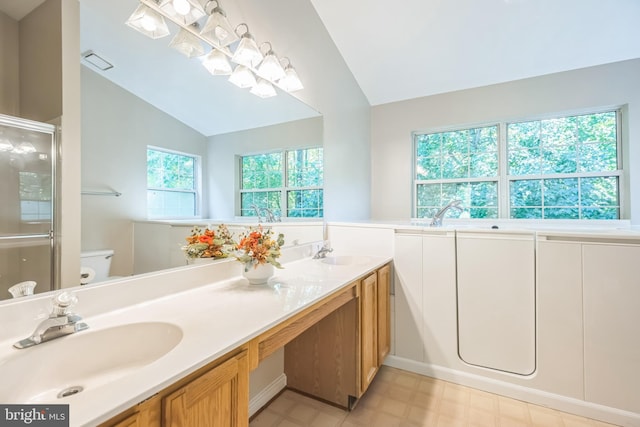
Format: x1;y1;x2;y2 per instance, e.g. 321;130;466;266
456;231;536;376
422;233;457;367
583;243;640;414
535;240;584;398
393;233;424;361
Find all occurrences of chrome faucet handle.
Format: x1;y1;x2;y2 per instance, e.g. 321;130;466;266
50;291;78;316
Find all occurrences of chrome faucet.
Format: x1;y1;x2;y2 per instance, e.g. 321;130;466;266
430;199;464;227
251;204;263;222
262;207;281;223
13;291;89;349
313;241;333;259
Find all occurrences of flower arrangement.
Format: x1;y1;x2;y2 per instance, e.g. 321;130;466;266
235;225;285;270
182;224;236;260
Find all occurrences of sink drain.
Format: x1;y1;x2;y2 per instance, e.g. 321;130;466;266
57;386;83;398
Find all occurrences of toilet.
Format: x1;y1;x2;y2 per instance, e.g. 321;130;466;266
80;249;115;284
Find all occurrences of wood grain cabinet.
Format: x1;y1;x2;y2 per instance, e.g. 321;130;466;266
163;350;249;427
100;350;249;427
285;264;392;407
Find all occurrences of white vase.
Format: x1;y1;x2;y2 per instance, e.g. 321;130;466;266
243;263;274;285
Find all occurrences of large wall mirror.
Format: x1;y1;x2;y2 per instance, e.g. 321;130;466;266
79;0;324;285
0;0;324;299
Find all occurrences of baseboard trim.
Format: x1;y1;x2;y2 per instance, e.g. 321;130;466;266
249;373;287;417
384;355;640;427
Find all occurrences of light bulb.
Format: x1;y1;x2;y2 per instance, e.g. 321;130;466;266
214;26;229;41
141;15;157;32
173;0;191;15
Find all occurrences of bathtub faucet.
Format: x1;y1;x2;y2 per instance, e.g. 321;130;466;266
430;200;464;227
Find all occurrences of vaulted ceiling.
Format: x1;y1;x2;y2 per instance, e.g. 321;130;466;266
309;0;640;106
2;0;639;134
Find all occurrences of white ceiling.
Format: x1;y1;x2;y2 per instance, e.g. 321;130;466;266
0;0;45;20
310;0;640;106
3;0;640;133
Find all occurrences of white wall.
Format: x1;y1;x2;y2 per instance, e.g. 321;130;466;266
371;59;640;224
230;0;371;221
208;117;323;218
81;67;208;278
0;11;19;116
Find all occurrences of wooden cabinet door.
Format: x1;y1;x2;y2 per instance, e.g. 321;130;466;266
376;264;391;365
360;273;378;393
163;350;249;427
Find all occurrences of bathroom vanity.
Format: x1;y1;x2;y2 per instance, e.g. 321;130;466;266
99;262;391;427
0;247;391;427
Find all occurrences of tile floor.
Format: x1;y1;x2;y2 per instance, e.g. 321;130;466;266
250;366;618;427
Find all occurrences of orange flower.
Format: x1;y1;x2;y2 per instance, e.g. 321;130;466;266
199;235;213;245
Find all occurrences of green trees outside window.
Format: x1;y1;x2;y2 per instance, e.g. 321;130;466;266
147;147;198;218
414;110;621;220
240;147;323;218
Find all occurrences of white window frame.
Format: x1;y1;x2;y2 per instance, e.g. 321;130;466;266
146;146;201;219
238;146;324;219
413;107;624;220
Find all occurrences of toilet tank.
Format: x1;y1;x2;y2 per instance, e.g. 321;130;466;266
80;249;114;283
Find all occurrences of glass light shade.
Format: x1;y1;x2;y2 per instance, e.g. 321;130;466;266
250;78;277;98
231;33;263;67
0;137;13;152
257;52;286;82
159;0;205;26
14;142;37;154
202;49;232;75
169;28;205;58
279;66;304;92
126;4;170;39
228;65;257;88
200;7;238;47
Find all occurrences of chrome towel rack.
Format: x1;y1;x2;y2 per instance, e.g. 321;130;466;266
81;190;122;197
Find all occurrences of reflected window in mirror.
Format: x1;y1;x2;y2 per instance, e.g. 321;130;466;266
147;146;200;218
19;171;52;222
240;147;323;218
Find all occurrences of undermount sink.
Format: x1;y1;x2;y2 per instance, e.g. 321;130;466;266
0;321;182;403
321;255;372;266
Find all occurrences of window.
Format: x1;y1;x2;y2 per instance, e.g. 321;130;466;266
147;147;199;218
240;147;323;218
415;126;499;219
414;109;622;220
19;172;52;222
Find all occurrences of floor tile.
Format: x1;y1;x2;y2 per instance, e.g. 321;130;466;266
249;366;622;427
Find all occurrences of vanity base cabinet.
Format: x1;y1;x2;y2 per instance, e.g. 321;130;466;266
99;350;249;427
285;264;392;408
376;264;391;366
163;350;249;427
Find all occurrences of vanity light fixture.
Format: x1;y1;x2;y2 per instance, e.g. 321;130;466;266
231;24;263;68
250;78;277;98
0;136;13;152
257;42;286;82
199;1;238;48
202;48;232;75
169;27;205;58
278;58;304;92
229;65;257;88
125;4;170;39
126;0;304;98
13;142;37;155
159;0;205;26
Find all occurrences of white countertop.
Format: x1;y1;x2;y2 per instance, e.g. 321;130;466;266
0;254;390;427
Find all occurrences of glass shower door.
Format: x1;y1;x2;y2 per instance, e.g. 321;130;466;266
0;114;56;300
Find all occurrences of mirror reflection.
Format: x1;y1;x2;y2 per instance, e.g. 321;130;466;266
0;0;324;300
